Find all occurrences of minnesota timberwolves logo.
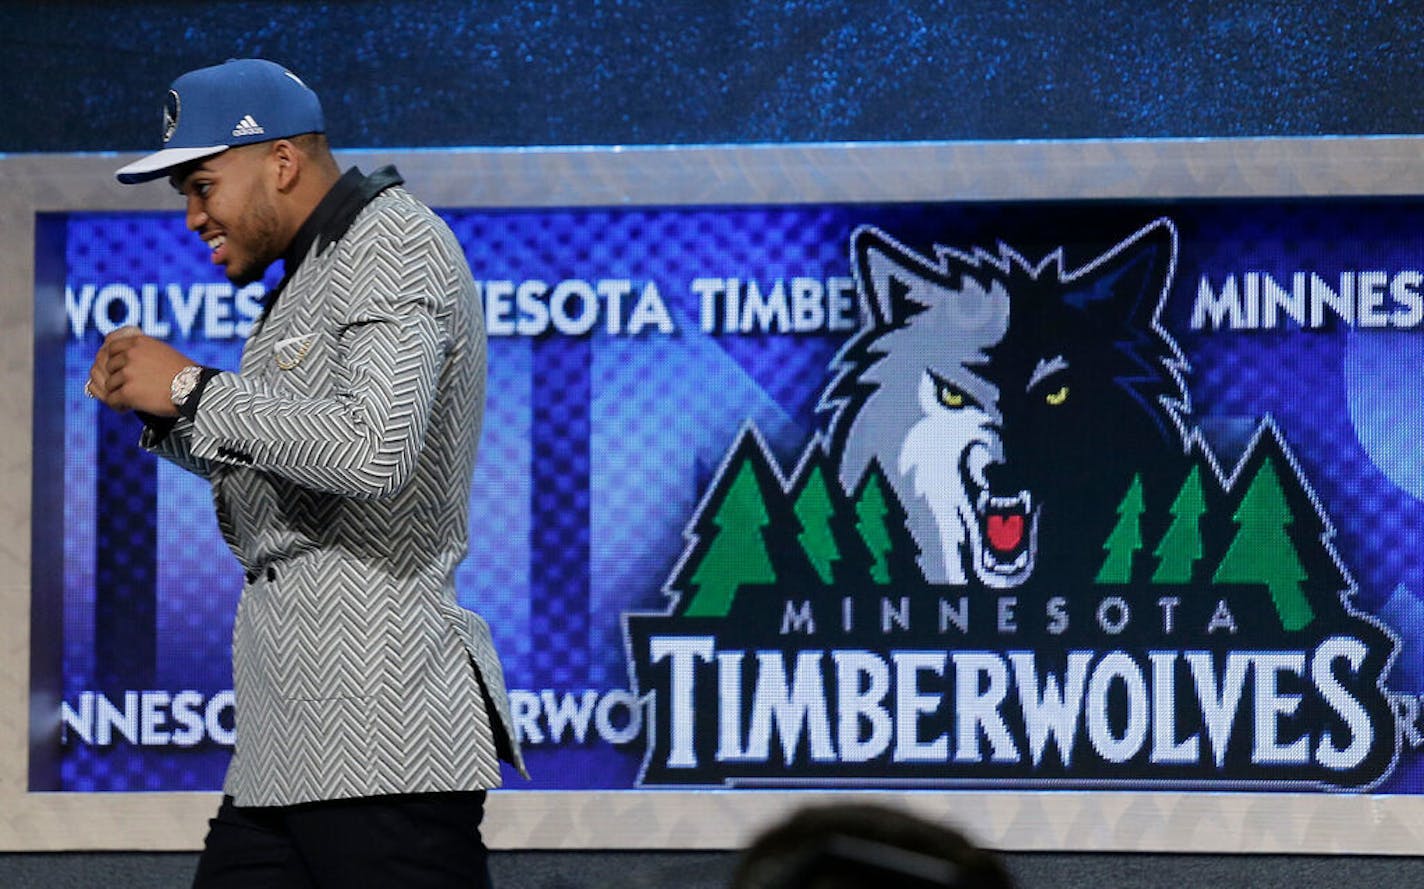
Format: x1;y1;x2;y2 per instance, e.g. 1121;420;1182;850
828;221;1190;590
624;218;1400;789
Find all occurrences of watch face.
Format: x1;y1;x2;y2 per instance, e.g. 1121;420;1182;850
171;366;200;406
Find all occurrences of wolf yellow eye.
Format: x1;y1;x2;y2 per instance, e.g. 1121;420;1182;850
1045;385;1069;406
932;375;972;409
928;371;980;411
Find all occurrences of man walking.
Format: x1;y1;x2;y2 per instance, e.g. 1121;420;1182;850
89;58;523;888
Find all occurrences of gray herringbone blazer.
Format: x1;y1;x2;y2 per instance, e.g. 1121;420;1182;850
145;181;525;807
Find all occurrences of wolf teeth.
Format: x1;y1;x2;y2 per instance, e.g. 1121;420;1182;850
979;489;1032;512
982;548;1030;574
988;491;1031;512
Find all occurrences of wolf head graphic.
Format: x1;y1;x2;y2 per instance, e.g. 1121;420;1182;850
823;220;1189;588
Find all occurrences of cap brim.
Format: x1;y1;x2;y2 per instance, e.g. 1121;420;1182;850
115;144;230;184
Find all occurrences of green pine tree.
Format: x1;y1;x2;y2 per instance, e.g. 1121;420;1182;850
854;467;893;585
682;457;778;617
1096;474;1145;584
794;463;840;585
1212;460;1315;631
1152;465;1206;583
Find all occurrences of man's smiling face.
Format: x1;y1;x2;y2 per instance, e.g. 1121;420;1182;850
172;143;285;287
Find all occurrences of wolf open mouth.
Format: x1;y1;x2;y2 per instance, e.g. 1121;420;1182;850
978;491;1035;579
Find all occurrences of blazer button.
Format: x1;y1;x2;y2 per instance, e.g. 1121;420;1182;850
245;570;257;584
266;566;277;583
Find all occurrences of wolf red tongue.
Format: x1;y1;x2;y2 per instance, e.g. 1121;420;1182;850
987;514;1024;553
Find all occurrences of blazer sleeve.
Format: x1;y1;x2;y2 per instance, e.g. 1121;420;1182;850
181;226;454;500
140;416;219;480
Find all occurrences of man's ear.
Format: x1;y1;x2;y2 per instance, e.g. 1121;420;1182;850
269;139;301;192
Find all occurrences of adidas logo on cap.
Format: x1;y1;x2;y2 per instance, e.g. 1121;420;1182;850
232;115;265;137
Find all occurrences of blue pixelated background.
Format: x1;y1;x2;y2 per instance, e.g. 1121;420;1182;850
8;2;1424;152
33;196;1424;793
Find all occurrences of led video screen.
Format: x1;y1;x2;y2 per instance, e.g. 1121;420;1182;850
11;142;1424;851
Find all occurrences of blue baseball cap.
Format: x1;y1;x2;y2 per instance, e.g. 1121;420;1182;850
116;58;324;184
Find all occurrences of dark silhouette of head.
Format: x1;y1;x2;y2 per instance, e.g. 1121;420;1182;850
730;802;1015;889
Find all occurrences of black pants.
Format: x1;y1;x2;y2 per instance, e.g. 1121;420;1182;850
192;791;492;889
